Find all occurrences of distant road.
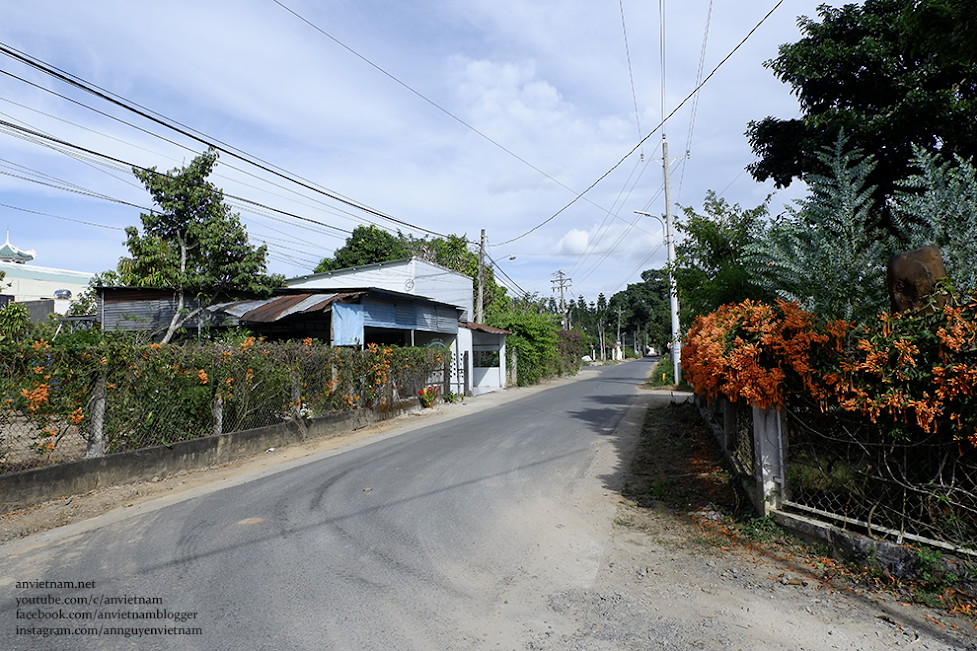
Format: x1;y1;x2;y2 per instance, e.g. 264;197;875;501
1;359;658;650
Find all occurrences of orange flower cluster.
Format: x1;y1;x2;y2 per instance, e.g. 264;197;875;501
684;297;977;445
683;300;840;409
20;383;50;413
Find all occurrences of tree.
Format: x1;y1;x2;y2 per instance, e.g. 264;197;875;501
607;269;671;353
746;0;977;231
904;0;977;66
673;191;771;325
749;135;898;323
314;225;409;273
894;146;977;292
127;149;284;343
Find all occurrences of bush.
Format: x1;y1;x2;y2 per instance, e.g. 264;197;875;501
682;291;977;445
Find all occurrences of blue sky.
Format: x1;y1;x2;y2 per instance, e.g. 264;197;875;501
0;0;822;304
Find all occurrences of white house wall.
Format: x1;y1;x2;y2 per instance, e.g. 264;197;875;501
286;258;473;320
1;262;93;315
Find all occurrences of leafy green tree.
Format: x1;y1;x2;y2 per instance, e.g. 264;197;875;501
314;225;410;273
127;149;284;343
0;302;30;342
894;147;977;292
607;270;671;353
746;0;977;231
903;0;977;65
673;191;771;324
749;135;898;323
487;311;559;386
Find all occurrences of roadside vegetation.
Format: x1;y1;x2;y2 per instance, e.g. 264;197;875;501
622;402;977;622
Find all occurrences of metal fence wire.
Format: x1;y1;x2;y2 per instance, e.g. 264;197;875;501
781;402;977;553
698;395;977;554
0;341;445;475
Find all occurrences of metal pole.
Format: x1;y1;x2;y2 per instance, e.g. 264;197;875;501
476;229;485;323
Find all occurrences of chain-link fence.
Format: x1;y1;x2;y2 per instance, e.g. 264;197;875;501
781;400;977;553
0;339;445;475
700;395;977;554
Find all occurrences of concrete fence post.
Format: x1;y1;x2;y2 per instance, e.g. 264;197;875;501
86;372;106;459
752;406;786;516
213;392;224;436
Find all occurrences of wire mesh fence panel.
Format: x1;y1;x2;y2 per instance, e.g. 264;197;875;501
732;401;755;479
0;409;88;473
782;402;977;553
0;340;450;471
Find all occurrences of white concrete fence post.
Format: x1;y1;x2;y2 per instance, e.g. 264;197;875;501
752;406;786;516
86;372;106;459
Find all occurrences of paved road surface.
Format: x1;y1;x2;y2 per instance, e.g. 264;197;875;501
1;359;659;650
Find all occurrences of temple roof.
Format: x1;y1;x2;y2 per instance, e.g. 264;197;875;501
0;231;35;263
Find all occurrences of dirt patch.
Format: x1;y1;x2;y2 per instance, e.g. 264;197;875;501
572;399;977;650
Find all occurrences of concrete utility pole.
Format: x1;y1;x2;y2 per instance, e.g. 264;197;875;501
476;229;485;323
551;270;572;329
635;134;682;383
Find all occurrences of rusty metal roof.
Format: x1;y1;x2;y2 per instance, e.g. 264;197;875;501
214;292;365;323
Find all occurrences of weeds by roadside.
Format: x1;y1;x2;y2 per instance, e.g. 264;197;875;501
621;401;977;623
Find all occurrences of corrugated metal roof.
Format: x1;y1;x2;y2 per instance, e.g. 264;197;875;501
215;292;365;323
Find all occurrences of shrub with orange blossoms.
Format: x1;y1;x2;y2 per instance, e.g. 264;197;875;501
683;295;977;446
682;300;845;410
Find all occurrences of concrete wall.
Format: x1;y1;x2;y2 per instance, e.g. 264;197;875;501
0;399;420;514
0;262;93;315
286;258;474;321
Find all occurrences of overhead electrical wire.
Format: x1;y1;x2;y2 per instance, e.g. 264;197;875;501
271;0;624;223
0;41;450;240
0;202;125;231
0;85;412;241
0;118;360;245
619;0;643;156
676;0;713;200
494;0;785;248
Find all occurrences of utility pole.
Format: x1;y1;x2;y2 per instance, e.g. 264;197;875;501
551;270;571;329
476;229;485;323
616;305;622;346
661;136;681;383
634;134;683;383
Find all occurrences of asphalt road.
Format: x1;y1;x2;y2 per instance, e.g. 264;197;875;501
1;358;661;650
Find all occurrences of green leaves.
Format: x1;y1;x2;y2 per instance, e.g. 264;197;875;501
747;0;977;233
673;191;771;325
126;149;284;342
748;134;897;324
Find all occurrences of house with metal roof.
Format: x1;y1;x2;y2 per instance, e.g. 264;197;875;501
93;258;510;396
284;258;509;395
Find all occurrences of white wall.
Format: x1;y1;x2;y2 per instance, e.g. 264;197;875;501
286;258;474;321
1;262;93;315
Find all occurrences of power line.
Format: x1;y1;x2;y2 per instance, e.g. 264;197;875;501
677;0;714;200
270;1;620;226
0;41;449;240
619;0;643;154
0;202;126;230
0;118;359;244
495;0;785;247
